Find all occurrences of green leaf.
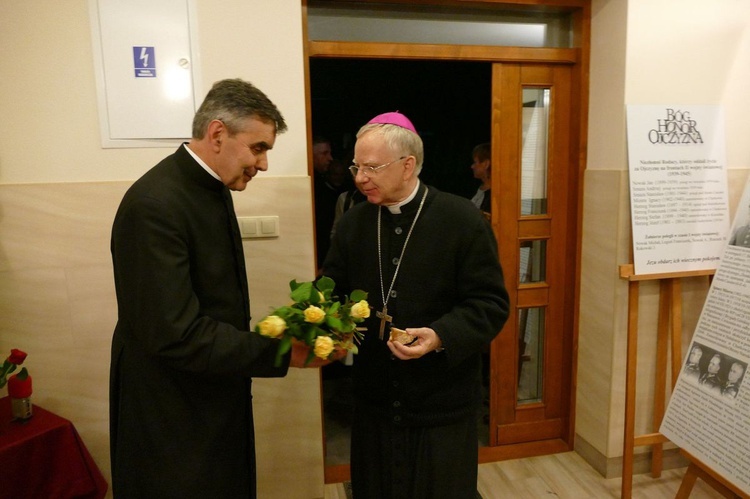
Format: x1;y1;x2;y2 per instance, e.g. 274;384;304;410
317;276;335;293
273;306;296;318
350;290;368;302
278;336;293;356
287;323;305;341
290;281;315;303
304;326;319;345
274;352;283;367
17;367;28;380
326;315;346;332
0;360;12;379
286;308;305;320
305;349;316;366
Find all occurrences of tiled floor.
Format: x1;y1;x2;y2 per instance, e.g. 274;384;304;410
324;451;727;499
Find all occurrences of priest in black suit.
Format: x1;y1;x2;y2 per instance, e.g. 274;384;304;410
323;112;510;498
110;79;328;498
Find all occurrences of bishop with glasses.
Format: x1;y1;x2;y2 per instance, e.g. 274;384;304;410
323;112;509;499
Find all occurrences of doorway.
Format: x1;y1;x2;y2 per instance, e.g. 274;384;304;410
311;58;495;470
305;0;589;484
311;59;491;200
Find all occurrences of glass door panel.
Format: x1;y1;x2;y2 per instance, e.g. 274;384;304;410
308;2;573;47
518;307;545;404
520;239;547;284
521;88;550;216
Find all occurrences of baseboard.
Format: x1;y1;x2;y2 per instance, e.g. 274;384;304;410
574;434;690;479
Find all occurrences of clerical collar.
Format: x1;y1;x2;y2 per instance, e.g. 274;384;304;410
184;143;221;182
385;181;420;214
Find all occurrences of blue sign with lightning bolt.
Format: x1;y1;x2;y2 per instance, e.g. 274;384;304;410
133;46;156;77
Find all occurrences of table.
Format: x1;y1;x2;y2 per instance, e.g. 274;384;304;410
0;396;108;499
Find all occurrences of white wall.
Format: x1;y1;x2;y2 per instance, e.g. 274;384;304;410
0;1;322;498
0;0;309;184
578;0;750;475
626;0;750;148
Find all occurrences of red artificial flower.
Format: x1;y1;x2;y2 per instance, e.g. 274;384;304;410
8;349;27;365
1;349;30;390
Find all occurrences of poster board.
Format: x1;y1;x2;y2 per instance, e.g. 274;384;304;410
626;105;730;276
660;175;750;495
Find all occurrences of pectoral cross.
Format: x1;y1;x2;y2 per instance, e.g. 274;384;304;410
376;306;392;340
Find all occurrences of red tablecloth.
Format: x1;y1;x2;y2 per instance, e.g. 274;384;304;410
0;396;108;499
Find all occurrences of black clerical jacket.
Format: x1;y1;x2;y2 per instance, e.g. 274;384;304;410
110;145;287;498
324;183;509;427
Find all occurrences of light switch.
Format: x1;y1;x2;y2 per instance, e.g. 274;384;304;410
237;216;279;239
240;218;257;237
261;217;277;235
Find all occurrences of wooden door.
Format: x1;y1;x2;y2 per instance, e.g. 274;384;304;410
482;62;579;462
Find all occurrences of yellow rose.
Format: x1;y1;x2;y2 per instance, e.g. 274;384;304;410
350;300;371;319
304;305;326;324
314;335;335;359
258;315;286;338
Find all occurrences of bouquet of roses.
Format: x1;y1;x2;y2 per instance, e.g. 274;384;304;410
255;276;370;366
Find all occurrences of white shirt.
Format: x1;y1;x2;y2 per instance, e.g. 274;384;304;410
470;188;486;209
184;143;221;182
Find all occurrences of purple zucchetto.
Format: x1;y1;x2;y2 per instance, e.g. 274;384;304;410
367;111;418;135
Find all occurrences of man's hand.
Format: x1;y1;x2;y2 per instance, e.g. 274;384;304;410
387;327;442;360
290;340;347;368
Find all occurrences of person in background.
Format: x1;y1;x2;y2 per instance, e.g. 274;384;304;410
468;142;494;404
315;155;350;272
331;184;367;239
313;135;346;269
469;142;492;218
324;112;509;498
312;135;334;178
110;78;331;498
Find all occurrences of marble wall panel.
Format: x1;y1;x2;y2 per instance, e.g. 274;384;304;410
576;169;622;454
576;167;748;476
0;177;323;498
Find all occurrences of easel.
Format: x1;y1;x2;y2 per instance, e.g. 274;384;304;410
676;451;747;499
618;264;716;498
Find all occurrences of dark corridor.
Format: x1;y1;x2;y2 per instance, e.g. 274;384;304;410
310;58;492;199
310;58;495;469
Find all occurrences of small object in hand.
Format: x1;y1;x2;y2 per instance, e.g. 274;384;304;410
389;327;417;346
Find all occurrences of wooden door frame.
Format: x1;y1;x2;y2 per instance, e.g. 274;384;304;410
302;0;590;478
488;62;577;463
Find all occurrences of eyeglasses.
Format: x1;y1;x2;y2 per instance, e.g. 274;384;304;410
349;157;406;177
